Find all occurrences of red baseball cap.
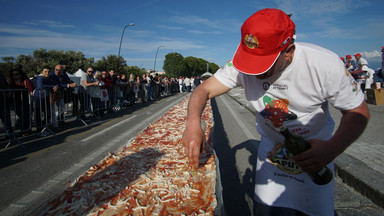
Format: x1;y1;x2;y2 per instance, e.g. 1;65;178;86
346;55;352;58
340;56;345;60
233;8;295;75
354;53;361;57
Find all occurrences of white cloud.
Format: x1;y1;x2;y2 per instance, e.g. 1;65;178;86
188;30;221;35
169;15;241;33
24;20;76;29
157;25;183;30
0;23;207;60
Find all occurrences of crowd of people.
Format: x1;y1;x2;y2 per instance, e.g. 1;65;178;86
0;62;203;138
340;47;384;92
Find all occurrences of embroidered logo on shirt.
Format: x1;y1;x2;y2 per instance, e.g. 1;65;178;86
259;96;297;128
244;34;259;49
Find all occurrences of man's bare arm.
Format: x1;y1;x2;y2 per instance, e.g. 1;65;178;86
182;76;231;168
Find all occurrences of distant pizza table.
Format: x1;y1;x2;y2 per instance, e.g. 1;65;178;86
35;97;217;215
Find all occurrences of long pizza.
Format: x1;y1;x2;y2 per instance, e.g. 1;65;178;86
34;97;216;215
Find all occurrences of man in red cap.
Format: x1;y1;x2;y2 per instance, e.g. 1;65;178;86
182;8;370;215
345;54;356;72
350;53;373;91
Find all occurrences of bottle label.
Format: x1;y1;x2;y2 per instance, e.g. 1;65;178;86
267;143;303;175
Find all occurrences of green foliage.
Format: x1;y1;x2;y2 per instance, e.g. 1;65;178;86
0;49;218;80
163;52;186;77
163;52;220;78
0;49;95;77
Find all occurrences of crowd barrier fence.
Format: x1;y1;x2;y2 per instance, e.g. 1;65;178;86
0;81;181;150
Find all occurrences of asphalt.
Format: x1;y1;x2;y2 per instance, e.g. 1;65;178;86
226;87;384;210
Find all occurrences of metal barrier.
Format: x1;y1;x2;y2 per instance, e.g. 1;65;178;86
0;89;32;149
1;80;181;150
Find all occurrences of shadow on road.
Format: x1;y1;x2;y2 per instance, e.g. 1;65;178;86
211;98;260;216
32;147;164;215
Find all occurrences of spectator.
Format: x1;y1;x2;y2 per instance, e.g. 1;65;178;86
50;64;76;124
107;69;117;113
179;76;183;92
378;46;384;80
141;74;148;102
148;75;154;101
191;76;195;91
30;71;40;89
182;8;370;215
119;74;129;105
59;62;77;105
351;53;374;91
35;65;58;134
193;76;201;88
184;76;191;92
345;55;356;72
153;73;160;100
141;74;148;101
8;68;34;135
98;71;109;115
128;74;136;104
0;73;12;135
81;67;101;118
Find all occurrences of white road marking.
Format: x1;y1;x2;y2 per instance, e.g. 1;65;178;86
219;95;256;140
81;115;137;142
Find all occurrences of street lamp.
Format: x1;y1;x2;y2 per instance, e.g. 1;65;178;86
118;23;135;58
153;45;165;72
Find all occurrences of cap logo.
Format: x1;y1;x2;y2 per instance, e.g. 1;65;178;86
244;34;259;49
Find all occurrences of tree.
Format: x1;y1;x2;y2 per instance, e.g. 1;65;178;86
163;52;186;77
164;53;220;78
208;62;219;74
94;55;127;74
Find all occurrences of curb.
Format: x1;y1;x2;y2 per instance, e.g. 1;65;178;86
334;154;384;209
226;92;384;210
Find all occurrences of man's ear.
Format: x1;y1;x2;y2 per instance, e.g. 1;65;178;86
285;44;295;56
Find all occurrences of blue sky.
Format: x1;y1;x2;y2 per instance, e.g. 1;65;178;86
0;0;383;72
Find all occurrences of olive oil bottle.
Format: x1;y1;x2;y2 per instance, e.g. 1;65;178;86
280;127;333;185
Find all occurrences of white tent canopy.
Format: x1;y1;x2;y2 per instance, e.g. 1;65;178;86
67;69;85;86
201;72;213;78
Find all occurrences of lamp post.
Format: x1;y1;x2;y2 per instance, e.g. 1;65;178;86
118;23;135;58
153;45;165;72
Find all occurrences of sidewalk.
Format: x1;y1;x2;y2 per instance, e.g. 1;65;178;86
226;87;384;209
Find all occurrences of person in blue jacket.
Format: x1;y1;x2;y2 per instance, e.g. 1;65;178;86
35;65;58;133
50;64;76;123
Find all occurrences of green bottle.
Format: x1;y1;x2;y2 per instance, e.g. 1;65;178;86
280;127;333;185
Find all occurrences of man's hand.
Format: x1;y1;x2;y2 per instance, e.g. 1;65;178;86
69;83;76;88
293;139;335;173
181;76;231;169
294;100;370;173
182;122;205;169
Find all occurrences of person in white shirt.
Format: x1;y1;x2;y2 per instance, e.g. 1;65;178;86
184;76;191;92
178;77;184;92
182;8;370;216
352;53;375;91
